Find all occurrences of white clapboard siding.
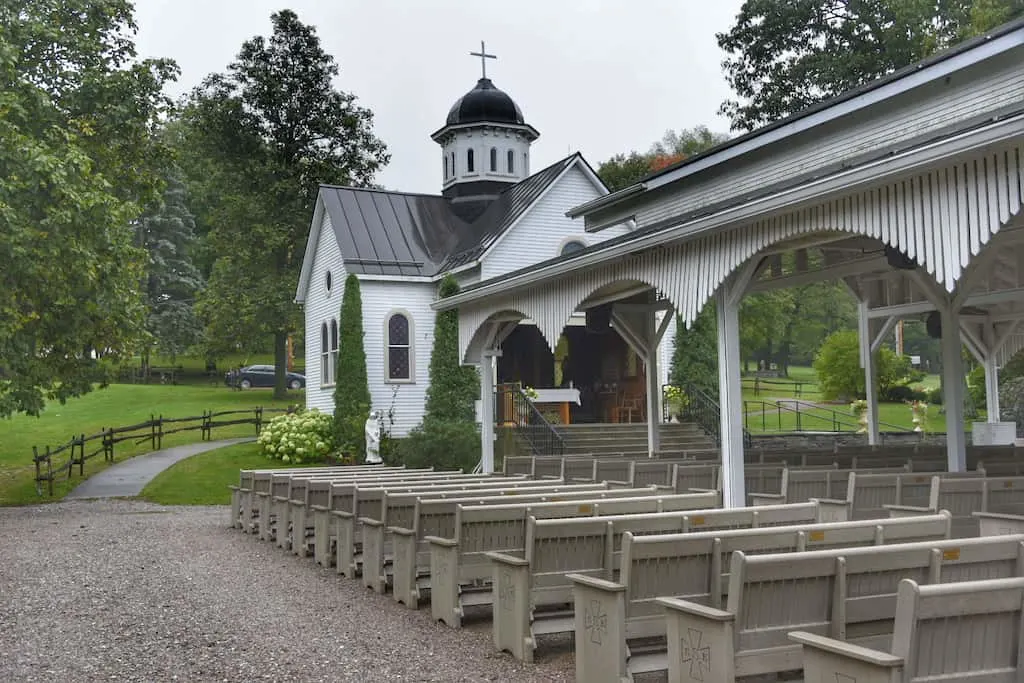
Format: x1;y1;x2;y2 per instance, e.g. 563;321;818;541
585;54;1024;233
304;212;346;414
360;279;438;437
480;164;629;281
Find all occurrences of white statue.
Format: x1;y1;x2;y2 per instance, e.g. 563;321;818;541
364;410;382;464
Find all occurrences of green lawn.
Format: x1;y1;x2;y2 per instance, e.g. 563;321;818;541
742;398;954;434
139;441;303;505
0;384;301;506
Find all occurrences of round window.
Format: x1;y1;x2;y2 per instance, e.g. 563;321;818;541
561;240;586;256
325;270;333;294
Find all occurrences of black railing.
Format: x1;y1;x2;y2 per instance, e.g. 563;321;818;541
743;399;912;434
668;382;753;449
495;383;565;457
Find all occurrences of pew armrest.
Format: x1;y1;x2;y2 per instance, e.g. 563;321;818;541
330;510;353;519
254;491;269;498
485;551;529;567
388;525;415;537
567;573;625;593
810;497;851;522
228;485;240;491
310;505;327;512
789;630;903;680
749;492;785;506
424;535;457;548
359;516;383;527
657;597;734;622
884;503;933;517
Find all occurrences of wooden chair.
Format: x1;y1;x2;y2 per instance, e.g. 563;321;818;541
612;393;644;423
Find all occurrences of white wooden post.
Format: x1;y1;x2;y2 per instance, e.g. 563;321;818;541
645;309;661;458
939;306;967;472
716;287;745;508
985;355;1000;422
480;351;497;474
858;301;880;445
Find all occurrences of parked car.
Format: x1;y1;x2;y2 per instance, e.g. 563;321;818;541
225;365;305;390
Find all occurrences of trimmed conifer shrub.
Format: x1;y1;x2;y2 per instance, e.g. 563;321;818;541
401;274;480;471
333;273;371;457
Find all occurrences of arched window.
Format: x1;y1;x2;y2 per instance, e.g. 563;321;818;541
507;150;514;173
466;148;475;173
386;312;413;382
451;152;456;175
489;147;497;172
561;240;586;256
523;152;528;175
444;156;449;179
330;319;339;384
320;323;330;386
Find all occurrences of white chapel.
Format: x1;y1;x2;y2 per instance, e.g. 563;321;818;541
295;50;675;436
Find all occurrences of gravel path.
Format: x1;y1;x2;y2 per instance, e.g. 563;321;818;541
0;500;574;682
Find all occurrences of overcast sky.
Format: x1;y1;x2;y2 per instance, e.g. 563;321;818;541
133;0;747;194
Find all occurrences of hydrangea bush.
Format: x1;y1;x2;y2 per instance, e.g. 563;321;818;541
257;409;333;464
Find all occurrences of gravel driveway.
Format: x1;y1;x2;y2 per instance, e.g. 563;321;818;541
0;500;575;682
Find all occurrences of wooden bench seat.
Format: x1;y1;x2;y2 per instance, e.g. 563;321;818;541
273;473;518;551
484;501;827;662
426;490;721;628
790;576;1024;683
748;466;910;506
813;470;986;521
358;482;629;592
660;534;1024;682
566;512;952;681
886;475;1024;537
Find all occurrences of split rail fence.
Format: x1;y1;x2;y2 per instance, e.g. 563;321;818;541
32;407;287;497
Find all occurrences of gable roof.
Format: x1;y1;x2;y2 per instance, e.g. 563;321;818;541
305;152;594;285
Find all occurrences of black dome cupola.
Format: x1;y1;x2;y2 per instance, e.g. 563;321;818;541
432;42;540;206
446;77;526;126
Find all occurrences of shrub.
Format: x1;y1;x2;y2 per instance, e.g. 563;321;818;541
813;330;911;400
967;364;987;409
880;384;927;403
333;273;371;457
399;420;480;472
1000;376;1024;437
926;386;944;405
257;409;333;464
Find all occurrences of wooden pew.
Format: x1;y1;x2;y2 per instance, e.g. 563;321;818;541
748;466;909;506
426;490;721;628
974;510;1024;535
566;512;952;681
272;472;513;549
321;476;568;574
257;468;468;542
359;483;633;592
660;535;1024;683
387;485;672;603
485;501;827;662
789;576;1024;683
812;470;985;521
232;464;398;532
886;474;1024;537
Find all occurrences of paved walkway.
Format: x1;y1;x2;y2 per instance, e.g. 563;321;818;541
66;438;255;499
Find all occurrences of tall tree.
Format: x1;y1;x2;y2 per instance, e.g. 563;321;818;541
333;274;371;456
597;126;730;191
670;307;719;397
423;275;480;423
180;9;389;397
0;0;177;416
136;171;203;367
718;0;1024;131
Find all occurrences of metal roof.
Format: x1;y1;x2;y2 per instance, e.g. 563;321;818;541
319;153;581;277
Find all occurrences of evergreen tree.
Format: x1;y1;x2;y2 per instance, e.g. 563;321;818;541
333;274;371;456
402;276;480;471
670;307;719;398
136;171;203;365
424;275;480;422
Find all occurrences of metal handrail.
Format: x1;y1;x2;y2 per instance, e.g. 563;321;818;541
495;384;565;457
669;382;753;449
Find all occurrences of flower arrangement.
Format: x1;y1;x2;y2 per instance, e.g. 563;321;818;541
909;400;929;433
257;408;333;464
850;399;868;434
665;385;689;418
522;385;539;400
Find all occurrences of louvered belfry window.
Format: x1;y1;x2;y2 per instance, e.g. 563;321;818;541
387;313;411;381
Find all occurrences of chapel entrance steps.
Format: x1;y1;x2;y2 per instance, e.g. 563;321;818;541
553;422;717;458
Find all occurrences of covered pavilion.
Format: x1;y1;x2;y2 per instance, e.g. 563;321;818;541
434;20;1024;507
